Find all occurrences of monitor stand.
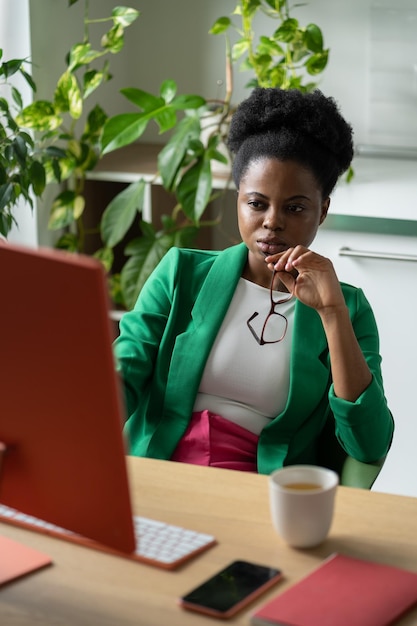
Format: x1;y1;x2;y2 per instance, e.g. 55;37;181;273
0;442;53;586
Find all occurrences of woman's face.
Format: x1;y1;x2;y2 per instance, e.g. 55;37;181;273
237;157;330;287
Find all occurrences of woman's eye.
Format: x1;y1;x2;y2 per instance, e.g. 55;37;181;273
248;200;264;209
287;204;304;213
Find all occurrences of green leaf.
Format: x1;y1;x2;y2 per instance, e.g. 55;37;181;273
154;108;177;133
11;86;23;108
177;157;212;222
305;50;329;75
158;114;201;190
274;18;299;43
211;149;228;165
82;104;108;141
101;179;146;247
170;94;206;111
0;97;10;113
121;226;175;309
29;161;46;196
1;59;23;79
48;190;85;230
108;273;124;308
93;246;114;272
13;135;28;164
241;0;261;19
83;69;107;99
232;39;250;62
112;6;140;27
138;219;156;240
267;65;286;88
264;0;280;9
0;210;15;238
45;146;67;159
208;17;231;35
345;165;355;183
101;113;149;154
257;36;284;57
55;231;80;252
160;80;177;104
120;87;164;112
68;43;103;72
19;69;36;93
101;24;125;54
51;159;62;184
16;101;62;132
304;24;324;53
54;70;83;119
172;225;199;248
0;183;14;211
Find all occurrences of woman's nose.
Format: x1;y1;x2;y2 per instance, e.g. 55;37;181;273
263;208;284;231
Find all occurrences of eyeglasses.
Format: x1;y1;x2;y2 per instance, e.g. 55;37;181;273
247;270;292;345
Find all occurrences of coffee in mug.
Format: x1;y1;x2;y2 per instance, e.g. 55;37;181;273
283;482;321;491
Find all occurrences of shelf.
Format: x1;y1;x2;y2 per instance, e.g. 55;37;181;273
88;142;162;183
87;142;233;188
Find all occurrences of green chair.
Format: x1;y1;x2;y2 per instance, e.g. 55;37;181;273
317;416;385;490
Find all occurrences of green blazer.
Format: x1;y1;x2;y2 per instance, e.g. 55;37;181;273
115;243;394;475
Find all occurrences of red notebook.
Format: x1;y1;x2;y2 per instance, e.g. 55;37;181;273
250;553;417;626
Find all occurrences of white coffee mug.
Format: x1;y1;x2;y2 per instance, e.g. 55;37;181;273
269;465;339;548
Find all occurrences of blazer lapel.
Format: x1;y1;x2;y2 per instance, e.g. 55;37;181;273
273;301;330;429
162;244;248;425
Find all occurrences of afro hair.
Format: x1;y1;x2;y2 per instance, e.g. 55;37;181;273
228;88;354;197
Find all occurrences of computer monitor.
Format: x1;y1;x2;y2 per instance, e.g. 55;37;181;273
0;242;136;554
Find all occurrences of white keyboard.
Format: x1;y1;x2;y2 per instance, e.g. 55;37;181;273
0;504;216;569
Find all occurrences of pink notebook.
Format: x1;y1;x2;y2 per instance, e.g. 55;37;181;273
0;536;52;586
250;553;417;626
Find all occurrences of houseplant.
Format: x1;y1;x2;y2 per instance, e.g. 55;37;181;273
98;0;333;309
0;52;44;237
0;3;141;242
98;69;234;309
208;0;329;92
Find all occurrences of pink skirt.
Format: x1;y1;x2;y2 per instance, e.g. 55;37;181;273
170;409;259;472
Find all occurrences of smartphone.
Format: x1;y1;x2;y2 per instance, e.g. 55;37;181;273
178;559;283;619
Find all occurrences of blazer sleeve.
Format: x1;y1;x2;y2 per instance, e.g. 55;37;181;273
329;286;394;463
113;248;179;419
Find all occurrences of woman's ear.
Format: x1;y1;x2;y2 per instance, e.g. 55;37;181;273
319;197;330;225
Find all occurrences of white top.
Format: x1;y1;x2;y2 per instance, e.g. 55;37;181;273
193;278;295;435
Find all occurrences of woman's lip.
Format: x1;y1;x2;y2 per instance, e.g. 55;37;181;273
257;241;287;256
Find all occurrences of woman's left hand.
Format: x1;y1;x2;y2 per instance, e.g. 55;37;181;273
266;245;345;312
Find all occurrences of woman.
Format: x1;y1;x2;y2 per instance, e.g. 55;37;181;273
114;87;394;474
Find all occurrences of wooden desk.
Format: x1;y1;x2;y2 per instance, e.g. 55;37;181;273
1;457;417;625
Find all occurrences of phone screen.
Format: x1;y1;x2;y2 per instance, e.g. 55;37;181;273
179;560;282;618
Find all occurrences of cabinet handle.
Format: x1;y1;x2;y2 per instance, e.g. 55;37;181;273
338;247;417;262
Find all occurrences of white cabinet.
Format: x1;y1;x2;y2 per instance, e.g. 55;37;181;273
315;218;417;497
332;155;417;221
